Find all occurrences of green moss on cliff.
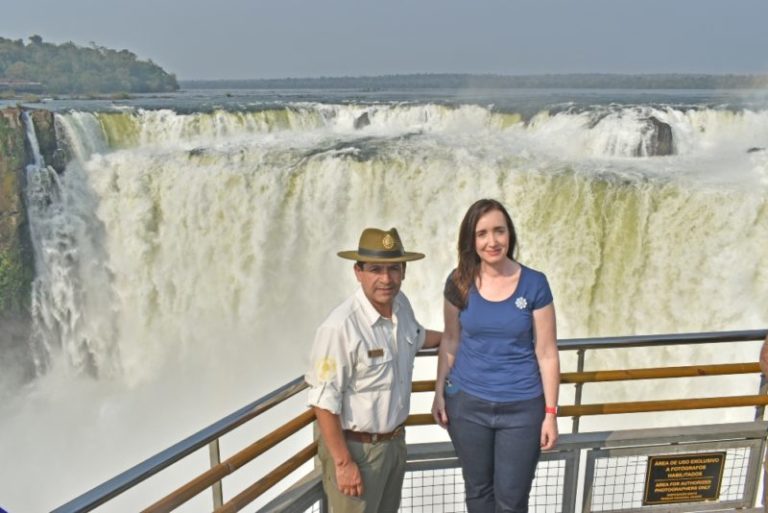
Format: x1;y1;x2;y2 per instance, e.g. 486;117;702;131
0;246;33;310
0;108;33;313
0;111;26;171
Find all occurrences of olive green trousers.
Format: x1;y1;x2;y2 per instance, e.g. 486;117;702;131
318;432;406;513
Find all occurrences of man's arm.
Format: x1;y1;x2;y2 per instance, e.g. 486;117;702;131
759;336;768;376
313;407;363;496
307;323;361;496
423;329;442;348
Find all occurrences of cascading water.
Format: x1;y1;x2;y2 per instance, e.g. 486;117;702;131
2;100;767;512
34;106;767;379
22;112;119;379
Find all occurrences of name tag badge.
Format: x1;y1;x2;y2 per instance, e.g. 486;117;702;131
368;348;384;358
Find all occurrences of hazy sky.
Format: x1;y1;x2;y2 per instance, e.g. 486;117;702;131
3;0;768;80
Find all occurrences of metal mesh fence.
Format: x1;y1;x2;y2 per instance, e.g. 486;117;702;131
588;447;753;512
287;438;760;513
400;468;466;512
398;459;567;513
720;447;749;501
530;458;568;513
590;455;647;511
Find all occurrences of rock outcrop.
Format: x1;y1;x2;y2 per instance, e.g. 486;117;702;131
353;112;371;130
30;109;68;173
638;116;674;157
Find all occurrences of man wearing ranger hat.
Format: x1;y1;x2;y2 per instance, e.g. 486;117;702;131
306;227;441;513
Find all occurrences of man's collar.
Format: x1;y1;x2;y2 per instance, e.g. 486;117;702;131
355;288;400;326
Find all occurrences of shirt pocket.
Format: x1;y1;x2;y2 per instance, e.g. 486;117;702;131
352;345;394;392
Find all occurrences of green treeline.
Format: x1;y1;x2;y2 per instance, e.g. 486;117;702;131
183;73;768;90
0;35;178;94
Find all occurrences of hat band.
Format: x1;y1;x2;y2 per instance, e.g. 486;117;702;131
357;248;404;259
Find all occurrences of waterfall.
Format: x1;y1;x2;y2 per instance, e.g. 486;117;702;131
18;106;763;384
22;111;119;379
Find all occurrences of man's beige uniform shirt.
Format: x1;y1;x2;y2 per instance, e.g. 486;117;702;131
306;288;426;433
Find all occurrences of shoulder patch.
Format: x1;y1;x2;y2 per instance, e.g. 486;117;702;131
315;358;338;382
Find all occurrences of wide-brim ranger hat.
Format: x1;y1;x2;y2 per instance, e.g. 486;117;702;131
338;227;425;263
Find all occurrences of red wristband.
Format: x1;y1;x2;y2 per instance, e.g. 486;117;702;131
545;406;558;415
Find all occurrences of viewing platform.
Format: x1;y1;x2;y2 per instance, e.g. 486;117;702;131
52;329;768;513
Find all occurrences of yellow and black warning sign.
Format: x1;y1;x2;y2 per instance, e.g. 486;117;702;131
643;452;726;505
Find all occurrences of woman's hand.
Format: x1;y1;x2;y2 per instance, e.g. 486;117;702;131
432;393;449;428
540;415;558;450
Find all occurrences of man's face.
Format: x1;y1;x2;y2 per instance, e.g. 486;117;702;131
354;262;405;316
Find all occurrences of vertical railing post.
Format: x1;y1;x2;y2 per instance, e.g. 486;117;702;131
755;371;767;511
314;418;329;512
572;348;586;433
208;439;224;509
313;420;321;469
755;372;767;421
561;448;581;513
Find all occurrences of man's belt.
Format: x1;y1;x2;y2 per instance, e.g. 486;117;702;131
343;425;405;444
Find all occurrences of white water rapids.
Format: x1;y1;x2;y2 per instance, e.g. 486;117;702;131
1;103;767;512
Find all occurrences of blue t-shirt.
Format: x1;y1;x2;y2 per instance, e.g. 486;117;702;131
448;265;553;402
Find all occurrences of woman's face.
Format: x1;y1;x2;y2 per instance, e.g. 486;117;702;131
474;209;510;265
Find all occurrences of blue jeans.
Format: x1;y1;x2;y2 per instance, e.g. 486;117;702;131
445;388;544;513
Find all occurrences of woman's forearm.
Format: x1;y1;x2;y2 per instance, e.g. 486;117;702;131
435;337;457;394
539;353;560;408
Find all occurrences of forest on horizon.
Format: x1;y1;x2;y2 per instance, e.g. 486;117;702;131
0;35;178;95
183;73;768;90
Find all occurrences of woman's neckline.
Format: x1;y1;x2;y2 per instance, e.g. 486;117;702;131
474;263;525;303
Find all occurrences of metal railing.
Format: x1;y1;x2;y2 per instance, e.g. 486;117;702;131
51;328;768;513
51;377;309;513
257;420;768;513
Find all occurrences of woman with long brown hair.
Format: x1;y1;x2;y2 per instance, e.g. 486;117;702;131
432;198;560;513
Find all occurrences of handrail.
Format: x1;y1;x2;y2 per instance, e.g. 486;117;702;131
218;442;318;513
557;395;768;416
404;394;768;425
412;362;759;392
52;328;767;513
52;377;309;513
150;365;767;512
556;329;766;350
560;362;760;383
143;410;316;513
